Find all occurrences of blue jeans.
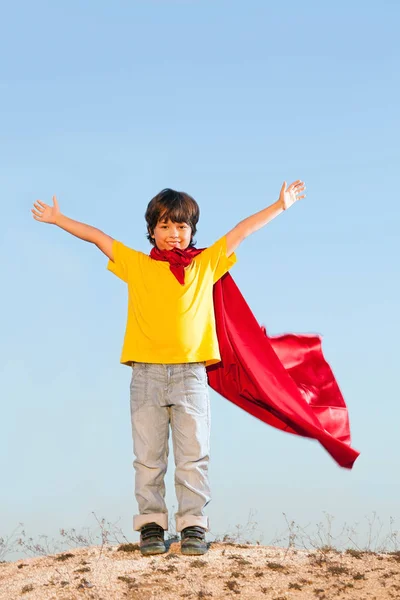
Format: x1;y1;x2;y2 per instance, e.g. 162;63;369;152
129;362;211;532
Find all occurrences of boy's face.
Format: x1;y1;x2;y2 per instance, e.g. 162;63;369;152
152;218;192;251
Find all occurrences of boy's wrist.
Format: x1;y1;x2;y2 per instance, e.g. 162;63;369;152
276;198;285;211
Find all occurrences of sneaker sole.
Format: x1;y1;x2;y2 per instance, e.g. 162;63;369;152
181;545;208;555
140;545;167;556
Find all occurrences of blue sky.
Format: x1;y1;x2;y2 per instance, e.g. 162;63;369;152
1;0;399;559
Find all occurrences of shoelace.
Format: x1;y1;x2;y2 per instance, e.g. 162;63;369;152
141;524;163;540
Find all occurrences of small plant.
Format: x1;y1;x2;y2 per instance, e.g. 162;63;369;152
197;591;212;598
74;566;91;573
388;550;400;562
345;548;363;559
159;564;178;573
326;565;349;575
13;511;131;561
117;575;136;586
0;524;24;562
117;543;140;553
191;559;207;568
213;508;263;545
21;584;34;594
271;512;400;555
55;552;74;561
319;544;339;554
310;555;327;567
289;582;303;590
266;561;285;571
225;579;240;593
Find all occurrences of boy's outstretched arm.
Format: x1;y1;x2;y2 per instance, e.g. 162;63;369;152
31;195;114;260
225;180;306;256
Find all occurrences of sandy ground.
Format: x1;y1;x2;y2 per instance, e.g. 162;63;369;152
1;541;400;600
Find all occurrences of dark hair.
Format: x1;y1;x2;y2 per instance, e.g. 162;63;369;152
145;188;200;247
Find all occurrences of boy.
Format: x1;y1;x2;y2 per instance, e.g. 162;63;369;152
31;180;305;555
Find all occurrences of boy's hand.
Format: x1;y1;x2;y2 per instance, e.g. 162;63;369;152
31;195;60;224
279;180;306;210
225;179;306;255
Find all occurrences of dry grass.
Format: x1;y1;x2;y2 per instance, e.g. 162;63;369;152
1;511;399;599
2;541;400;599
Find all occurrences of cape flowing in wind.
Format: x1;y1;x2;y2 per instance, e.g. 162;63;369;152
150;245;360;469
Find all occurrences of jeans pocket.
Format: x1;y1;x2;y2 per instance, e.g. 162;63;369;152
130;363;148;411
130;363;141;386
187;363;208;389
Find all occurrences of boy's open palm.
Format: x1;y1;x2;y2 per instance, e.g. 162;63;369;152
32;195;60;224
280;180;306;210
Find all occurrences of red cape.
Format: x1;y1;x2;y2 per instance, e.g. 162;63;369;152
150;246;360;469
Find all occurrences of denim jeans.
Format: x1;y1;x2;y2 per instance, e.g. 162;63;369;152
129;361;211;533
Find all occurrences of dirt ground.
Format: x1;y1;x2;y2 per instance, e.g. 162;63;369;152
1;541;400;599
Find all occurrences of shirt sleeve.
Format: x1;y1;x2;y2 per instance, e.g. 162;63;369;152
197;235;237;284
107;240;137;283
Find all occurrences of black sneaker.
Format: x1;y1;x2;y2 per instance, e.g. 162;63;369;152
140;522;167;555
181;526;208;555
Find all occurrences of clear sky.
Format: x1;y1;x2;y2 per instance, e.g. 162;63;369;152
1;0;399;560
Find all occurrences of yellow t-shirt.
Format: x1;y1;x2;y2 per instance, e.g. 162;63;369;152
107;235;237;366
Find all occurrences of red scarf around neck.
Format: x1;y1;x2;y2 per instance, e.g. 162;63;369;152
150;245;201;283
150;245;359;469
